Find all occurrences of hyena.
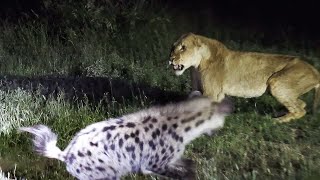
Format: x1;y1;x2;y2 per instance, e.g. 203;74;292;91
20;96;233;180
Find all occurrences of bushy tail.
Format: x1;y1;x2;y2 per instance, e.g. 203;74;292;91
19;125;65;162
313;84;320;114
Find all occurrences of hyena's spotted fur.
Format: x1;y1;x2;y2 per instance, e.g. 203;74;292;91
20;96;232;180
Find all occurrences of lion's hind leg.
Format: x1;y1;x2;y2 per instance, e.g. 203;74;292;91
274;99;306;123
267;62;318;123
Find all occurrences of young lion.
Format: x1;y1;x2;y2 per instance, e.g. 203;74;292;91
169;33;320;123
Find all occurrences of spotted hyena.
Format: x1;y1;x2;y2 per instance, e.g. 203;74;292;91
19;96;233;180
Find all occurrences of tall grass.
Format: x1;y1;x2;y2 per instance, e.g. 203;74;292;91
0;17;189;91
0;89;43;135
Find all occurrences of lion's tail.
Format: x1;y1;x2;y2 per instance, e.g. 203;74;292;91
313;84;320;114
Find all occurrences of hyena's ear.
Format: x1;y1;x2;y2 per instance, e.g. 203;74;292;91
216;97;234;115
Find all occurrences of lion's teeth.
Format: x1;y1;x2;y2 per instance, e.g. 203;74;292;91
173;64;184;71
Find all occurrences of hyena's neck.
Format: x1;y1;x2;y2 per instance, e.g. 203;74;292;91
176;105;216;144
157;97;219;144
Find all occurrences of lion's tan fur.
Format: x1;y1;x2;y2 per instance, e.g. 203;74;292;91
169;33;320;122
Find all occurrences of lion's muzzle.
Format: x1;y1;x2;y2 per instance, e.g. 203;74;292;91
173;64;184;71
169;60;184;71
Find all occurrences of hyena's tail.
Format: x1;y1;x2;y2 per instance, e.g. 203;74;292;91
19;125;65;162
313;84;320;114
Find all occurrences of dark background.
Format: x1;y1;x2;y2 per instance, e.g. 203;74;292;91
1;0;318;32
169;0;318;40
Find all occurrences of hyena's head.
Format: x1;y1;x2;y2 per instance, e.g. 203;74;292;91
175;96;233;144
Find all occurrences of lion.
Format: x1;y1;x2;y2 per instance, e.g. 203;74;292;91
168;33;320;123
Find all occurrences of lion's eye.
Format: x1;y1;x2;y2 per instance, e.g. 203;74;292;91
181;45;186;51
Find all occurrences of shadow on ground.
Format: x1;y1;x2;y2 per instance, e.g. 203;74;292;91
1;75;307;116
0;75;188;105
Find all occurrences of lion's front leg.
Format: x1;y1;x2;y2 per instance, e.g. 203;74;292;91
202;78;225;102
201;73;225;102
190;66;203;93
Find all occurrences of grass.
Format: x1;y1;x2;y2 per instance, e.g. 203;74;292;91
0;165;19;180
0;4;320;179
1;92;319;180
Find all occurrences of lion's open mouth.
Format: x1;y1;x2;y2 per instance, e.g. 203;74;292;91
173;64;184;71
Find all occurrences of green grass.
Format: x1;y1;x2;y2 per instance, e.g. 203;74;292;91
1;5;320;179
1;92;319;180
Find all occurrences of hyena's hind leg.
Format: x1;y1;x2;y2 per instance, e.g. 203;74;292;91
145;158;197;180
268;62;319;123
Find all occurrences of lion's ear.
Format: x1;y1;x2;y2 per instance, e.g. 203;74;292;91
181;32;194;39
192;37;201;47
